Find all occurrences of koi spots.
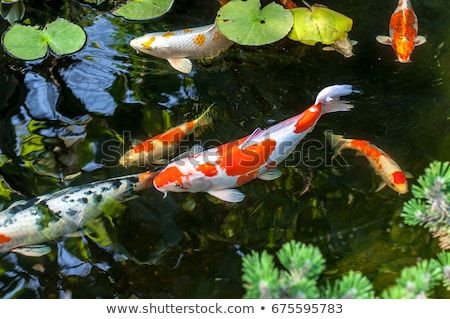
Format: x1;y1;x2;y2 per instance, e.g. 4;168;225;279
138;172;156;190
153;166;184;189
294;107;321;134
143;36;156;49
133;140;154;153
236;171;259;186
163;32;175;38
219;139;277;176
158;128;186;144
193;34;206;46
196;163;218;177
0;233;11;244
393;171;407;184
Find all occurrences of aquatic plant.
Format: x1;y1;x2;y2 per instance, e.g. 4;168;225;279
402;161;450;250
2;18;86;60
113;0;175;21
242;240;450;298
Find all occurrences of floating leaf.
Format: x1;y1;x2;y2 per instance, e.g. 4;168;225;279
43;18;86;56
2;18;86;60
0;177;13;200
0;1;25;24
216;0;293;46
113;0;174;21
288;5;353;45
2;24;47;60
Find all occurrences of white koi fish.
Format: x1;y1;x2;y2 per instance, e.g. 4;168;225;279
130;23;233;74
0;172;155;256
325;132;410;194
152;85;356;203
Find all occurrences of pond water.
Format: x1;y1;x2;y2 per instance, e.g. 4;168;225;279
0;0;450;298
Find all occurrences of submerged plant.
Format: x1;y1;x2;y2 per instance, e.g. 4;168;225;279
242;240;450;298
402;161;450;250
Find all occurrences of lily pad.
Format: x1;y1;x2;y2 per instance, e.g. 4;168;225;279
2;24;47;60
113;0;174;21
0;1;25;24
43;18;86;56
2;18;86;60
216;0;293;46
288;5;353;45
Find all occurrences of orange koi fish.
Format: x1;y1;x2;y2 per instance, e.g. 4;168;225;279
376;0;426;63
152;85;356;203
119;106;216;167
325;132;409;194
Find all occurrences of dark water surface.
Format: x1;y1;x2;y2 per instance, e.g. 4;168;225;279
1;0;450;298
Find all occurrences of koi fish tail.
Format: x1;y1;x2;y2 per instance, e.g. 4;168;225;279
194;103;217;135
324;131;348;156
315;85;355;114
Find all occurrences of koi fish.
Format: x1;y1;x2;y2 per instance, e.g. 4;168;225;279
152;85;356;203
119;105;216;167
325;132;409;194
376;0;426;63
130;24;233;74
0;172;155;256
323;38;358;58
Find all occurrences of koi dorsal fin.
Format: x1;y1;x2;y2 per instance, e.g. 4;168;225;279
239;127;265;150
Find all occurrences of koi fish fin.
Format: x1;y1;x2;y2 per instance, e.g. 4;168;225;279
239;127;265;150
405;171;413;179
375;181;387;192
322;46;335;52
170;144;204;162
415;36;426;46
194;104;217;137
12;245;51;257
151;158;169;165
376;36;392;45
167;58;193;74
325;132;348;159
316;85;355;114
207;189;245;203
350;40;358;46
258;168;282;181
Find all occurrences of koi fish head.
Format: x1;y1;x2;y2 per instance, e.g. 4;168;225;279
153;162;210;195
393;38;414;63
130;34;171;57
390;171;408;194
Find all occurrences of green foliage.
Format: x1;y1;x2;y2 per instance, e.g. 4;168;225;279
0;0;24;24
402;161;450;249
216;0;293;46
2;18;86;60
288;5;353;45
113;0;175;21
242;241;450;298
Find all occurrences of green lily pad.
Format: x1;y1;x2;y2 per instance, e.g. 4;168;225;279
113;0;174;21
288;5;353;45
2;24;47;60
216;0;293;46
43;18;86;56
2;18;86;60
0;1;25;24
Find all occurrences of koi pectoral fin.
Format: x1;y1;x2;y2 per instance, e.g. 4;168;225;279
167;58;193;74
207;189;245;203
376;36;392;45
375;181;387;192
12;245;51;257
258;168;282;181
415;36;427;46
322;46;336;52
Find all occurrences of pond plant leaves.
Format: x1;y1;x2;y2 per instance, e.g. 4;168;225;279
216;0;293;46
2;18;86;60
113;0;175;21
0;1;25;25
288;4;353;45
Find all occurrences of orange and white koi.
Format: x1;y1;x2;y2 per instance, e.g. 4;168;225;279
152;85;356;203
376;0;426;63
130;24;233;74
325;132;409;194
0;172;155;256
119;106;216;167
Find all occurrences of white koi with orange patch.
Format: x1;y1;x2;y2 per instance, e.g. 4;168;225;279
325;132;409;194
130;24;233;73
119;105;216;167
153;85;356;203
